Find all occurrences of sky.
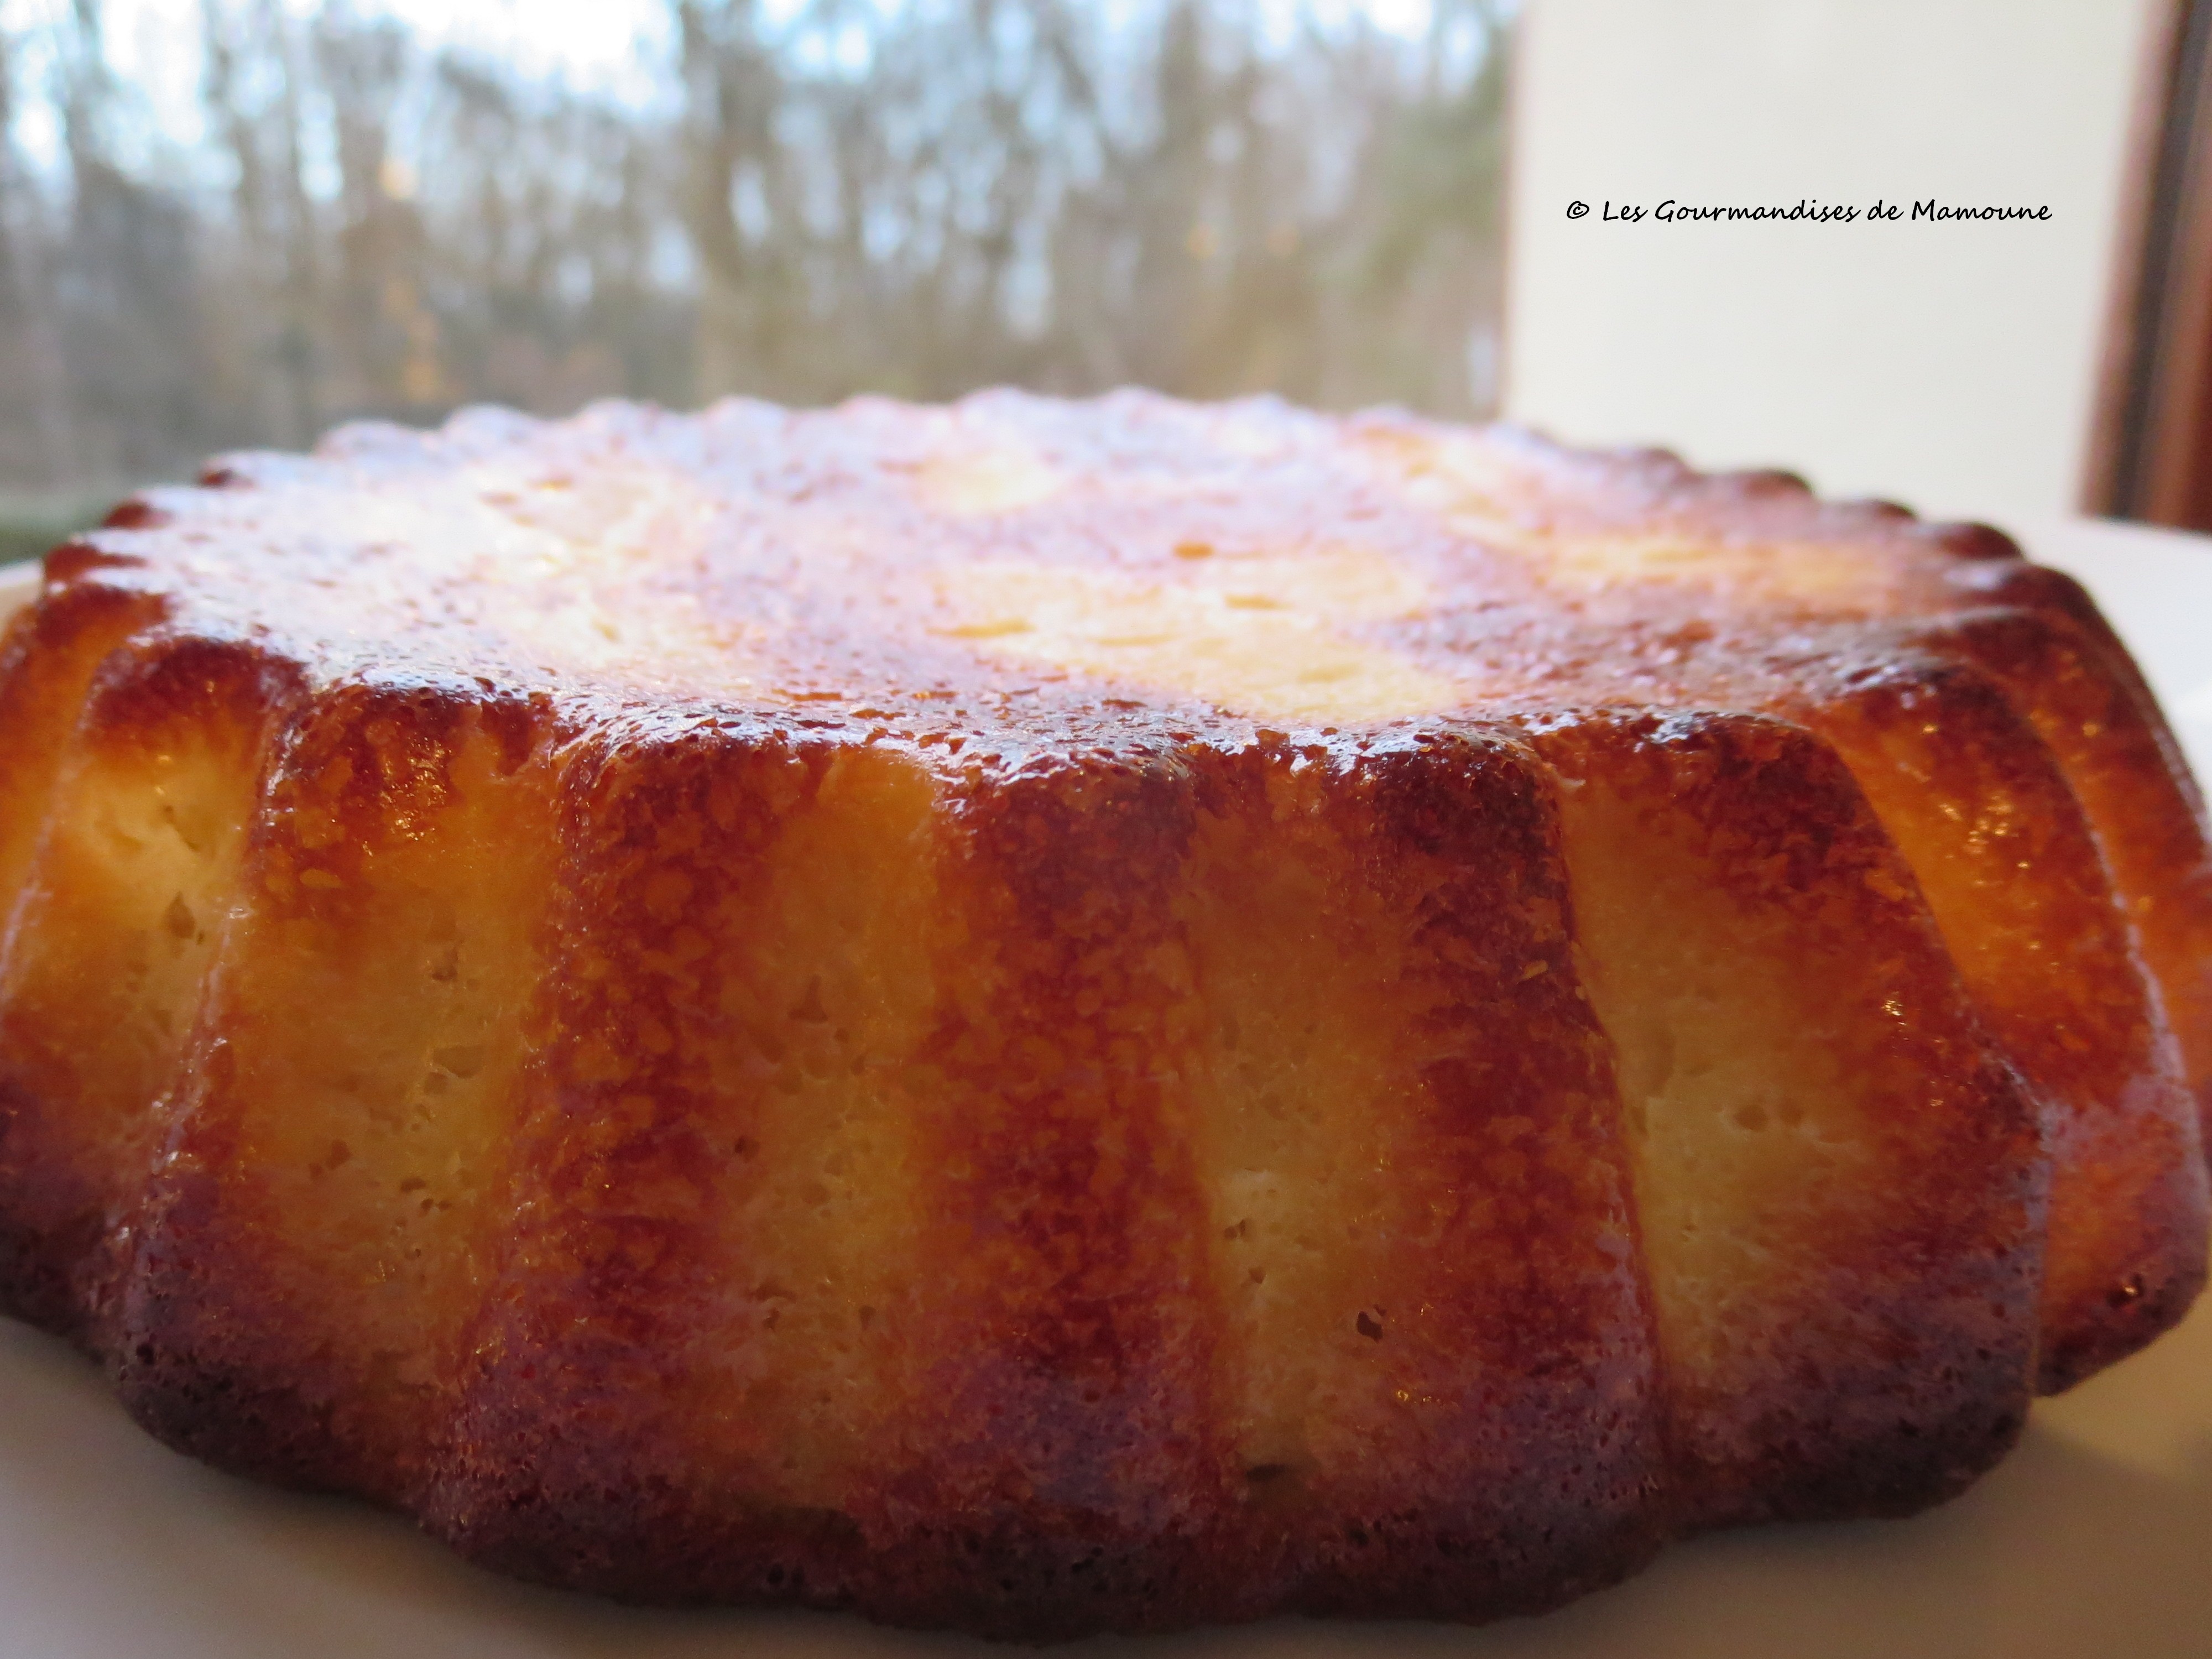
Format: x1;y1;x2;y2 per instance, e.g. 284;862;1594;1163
6;0;1448;123
6;0;677;161
1;0;1461;187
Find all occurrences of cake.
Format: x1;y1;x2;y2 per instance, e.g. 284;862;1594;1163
0;390;2204;1639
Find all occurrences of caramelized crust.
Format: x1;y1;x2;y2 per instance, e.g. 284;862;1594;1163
0;629;290;1337
119;681;550;1498
1531;711;2042;1527
1924;568;2212;1135
0;391;2205;1637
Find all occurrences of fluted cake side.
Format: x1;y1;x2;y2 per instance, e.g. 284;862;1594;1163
0;392;2204;1639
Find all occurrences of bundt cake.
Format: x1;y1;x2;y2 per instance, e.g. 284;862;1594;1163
0;390;2205;1639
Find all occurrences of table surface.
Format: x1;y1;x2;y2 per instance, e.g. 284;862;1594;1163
1;517;2208;1659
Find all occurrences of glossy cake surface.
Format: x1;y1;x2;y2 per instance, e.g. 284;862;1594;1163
0;391;2206;1637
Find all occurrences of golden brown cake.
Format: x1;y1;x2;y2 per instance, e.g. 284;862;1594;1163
0;391;2205;1639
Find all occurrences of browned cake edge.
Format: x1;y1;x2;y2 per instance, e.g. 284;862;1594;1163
0;408;2205;1639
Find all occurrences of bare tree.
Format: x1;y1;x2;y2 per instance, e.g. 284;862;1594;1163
0;25;74;483
0;0;1511;502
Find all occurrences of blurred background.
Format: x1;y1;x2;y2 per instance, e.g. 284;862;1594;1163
0;0;1509;561
2;0;2208;564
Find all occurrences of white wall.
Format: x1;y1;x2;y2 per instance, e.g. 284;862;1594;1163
1505;0;2151;527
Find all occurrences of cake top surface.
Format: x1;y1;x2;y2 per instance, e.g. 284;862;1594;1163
65;388;2022;761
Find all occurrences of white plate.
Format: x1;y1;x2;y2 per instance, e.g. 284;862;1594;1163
2;522;2210;1658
